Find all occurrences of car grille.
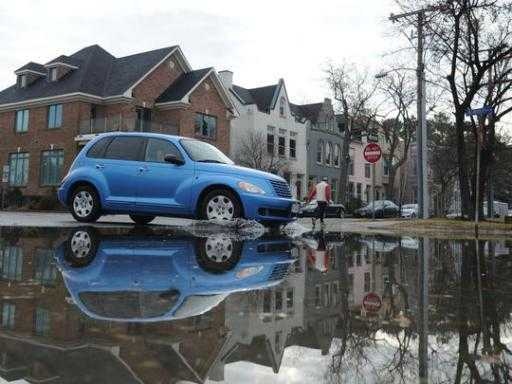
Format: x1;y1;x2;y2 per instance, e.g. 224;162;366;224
269;180;292;198
268;263;291;281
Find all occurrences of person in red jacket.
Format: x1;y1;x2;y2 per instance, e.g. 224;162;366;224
307;177;332;230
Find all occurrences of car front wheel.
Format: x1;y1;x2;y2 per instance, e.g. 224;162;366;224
201;189;242;221
70;186;101;222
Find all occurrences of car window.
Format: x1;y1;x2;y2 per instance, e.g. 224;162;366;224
145;138;183;163
104;136;144;161
87;137;113;158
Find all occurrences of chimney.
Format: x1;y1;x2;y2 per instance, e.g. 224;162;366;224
324;97;332;105
218;70;233;89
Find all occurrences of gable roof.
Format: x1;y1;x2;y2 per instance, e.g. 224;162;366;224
231;83;279;113
0;44;182;106
15;62;47;75
45;54;81;68
156;67;212;103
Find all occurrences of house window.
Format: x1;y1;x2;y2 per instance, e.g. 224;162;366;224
8;152;29;187
34;249;57;285
279;97;286;117
348;182;354;198
278;136;286;157
19;74;27;87
263;290;272;313
34;307;50;336
194;113;217;139
325;142;332;165
286;288;294;313
365;163;371;178
267;133;275;155
334;144;340;167
349;157;354;175
288;138;297;159
365;185;370;202
364;272;371;293
275;290;283;311
356;183;362;199
15;109;29;133
49;67;57;82
383;157;391;176
40;150;64;186
48;104;63;129
2;303;15;329
331;178;338;203
0;246;23;281
316;140;324;164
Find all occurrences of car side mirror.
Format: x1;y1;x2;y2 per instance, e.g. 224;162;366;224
164;154;185;166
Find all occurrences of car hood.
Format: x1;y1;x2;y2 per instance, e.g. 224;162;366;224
196;163;285;182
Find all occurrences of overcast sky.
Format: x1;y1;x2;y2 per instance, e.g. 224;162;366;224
0;0;400;105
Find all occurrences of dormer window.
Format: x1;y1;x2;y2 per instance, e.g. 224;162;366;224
49;67;57;82
279;97;286;117
19;74;27;88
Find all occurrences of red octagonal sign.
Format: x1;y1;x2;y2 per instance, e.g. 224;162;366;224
364;143;382;164
363;292;382;313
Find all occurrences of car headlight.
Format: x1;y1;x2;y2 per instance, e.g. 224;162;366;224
236;266;264;279
238;181;265;194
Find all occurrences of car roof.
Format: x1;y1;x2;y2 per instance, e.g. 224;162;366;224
95;131;194;142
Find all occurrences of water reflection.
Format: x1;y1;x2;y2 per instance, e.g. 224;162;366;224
0;226;511;383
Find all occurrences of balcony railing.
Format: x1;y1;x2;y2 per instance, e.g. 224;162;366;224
78;117;179;136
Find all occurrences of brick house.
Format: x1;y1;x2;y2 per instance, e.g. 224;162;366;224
0;44;235;200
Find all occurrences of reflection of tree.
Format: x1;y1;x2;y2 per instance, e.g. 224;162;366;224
328;236;512;384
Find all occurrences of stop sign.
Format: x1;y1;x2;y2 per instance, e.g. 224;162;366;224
363;292;382;313
363;143;382;164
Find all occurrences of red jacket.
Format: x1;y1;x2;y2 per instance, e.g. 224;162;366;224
307;181;331;202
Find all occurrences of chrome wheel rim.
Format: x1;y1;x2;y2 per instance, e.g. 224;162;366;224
206;195;235;220
73;191;94;218
70;231;91;259
205;236;233;263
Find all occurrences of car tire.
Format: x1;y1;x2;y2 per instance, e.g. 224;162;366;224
70;185;101;223
64;227;99;268
195;236;242;273
129;215;156;225
200;189;242;221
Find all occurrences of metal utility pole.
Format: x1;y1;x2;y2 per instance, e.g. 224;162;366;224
390;7;440;219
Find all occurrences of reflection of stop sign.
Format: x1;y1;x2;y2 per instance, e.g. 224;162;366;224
363;292;382;312
364;143;382;164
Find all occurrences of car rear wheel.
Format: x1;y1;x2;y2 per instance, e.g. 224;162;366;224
201;189;242;221
64;227;99;268
129;215;156;225
70;185;101;222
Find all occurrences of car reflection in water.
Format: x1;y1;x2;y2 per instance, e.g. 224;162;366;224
55;228;296;322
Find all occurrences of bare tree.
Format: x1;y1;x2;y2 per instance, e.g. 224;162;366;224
234;129;288;174
326;62;381;204
377;70;416;201
393;0;512;218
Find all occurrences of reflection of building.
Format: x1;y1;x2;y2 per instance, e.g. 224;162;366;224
0;230;230;384
210;248;306;379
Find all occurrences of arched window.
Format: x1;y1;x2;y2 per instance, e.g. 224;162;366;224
325;142;332;166
279;97;286;117
316;140;324;164
334;144;340;167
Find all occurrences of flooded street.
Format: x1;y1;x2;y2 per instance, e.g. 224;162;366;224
0;226;511;383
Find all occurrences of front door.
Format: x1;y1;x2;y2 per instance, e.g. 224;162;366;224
99;136;145;210
137;137;195;214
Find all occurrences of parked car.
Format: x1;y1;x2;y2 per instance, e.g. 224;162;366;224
299;199;345;218
354;200;400;218
55;228;295;322
401;203;418;218
58;133;299;226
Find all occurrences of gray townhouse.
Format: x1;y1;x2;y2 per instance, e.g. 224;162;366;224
291;98;343;202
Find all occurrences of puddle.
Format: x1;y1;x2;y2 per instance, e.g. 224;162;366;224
0;226;511;383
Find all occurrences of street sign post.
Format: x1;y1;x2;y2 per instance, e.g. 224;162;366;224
364;143;382;220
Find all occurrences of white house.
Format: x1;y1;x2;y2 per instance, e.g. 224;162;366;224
218;71;308;200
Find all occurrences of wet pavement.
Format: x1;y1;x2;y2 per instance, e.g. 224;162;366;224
0;224;511;383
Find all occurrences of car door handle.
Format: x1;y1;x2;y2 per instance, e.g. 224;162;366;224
95;164;104;170
138;167;149;173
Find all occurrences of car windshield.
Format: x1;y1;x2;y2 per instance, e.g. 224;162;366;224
180;139;233;164
403;204;417;209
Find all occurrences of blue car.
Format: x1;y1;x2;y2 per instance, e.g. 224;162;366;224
55;228;295;322
58;132;299;225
